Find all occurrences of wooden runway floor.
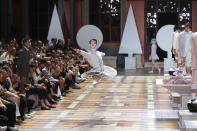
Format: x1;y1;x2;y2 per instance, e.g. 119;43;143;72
19;76;179;131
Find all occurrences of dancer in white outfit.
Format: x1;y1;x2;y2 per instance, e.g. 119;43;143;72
74;39;117;85
149;38;160;73
75;25;117;86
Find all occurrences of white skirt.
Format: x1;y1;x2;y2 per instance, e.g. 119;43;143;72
151;54;159;60
81;66;117;79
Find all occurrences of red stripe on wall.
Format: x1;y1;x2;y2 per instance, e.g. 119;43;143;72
74;0;83;38
192;89;196;93
64;0;70;32
192;0;197;32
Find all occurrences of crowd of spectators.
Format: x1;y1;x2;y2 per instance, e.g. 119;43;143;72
0;37;89;131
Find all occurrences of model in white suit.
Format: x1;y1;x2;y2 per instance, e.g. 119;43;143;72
172;27;181;63
183;25;192;74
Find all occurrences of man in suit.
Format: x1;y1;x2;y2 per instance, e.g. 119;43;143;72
17;38;31;93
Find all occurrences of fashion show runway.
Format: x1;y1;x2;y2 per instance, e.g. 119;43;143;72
19;75;179;131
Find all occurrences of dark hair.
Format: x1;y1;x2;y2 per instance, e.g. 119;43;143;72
174;26;178;31
178;27;182;31
0;63;3;67
40;59;47;64
2;66;9;72
51;38;57;42
185;24;192;29
174;26;182;31
30;63;36;68
11;74;17;79
0;69;4;74
22;37;31;45
89;39;97;44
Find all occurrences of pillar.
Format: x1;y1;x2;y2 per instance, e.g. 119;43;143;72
70;0;74;42
22;0;29;37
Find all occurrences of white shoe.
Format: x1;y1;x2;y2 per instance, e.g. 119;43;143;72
7;126;18;131
75;83;80;86
24;114;32;119
0;126;7;131
149;71;153;74
93;80;97;85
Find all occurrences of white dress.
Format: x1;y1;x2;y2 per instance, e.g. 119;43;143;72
151;43;159;60
80;50;117;79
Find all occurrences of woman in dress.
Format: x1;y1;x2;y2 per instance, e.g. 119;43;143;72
74;39;117;85
149;38;161;73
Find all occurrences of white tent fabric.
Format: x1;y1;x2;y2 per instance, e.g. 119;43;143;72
119;4;142;55
47;5;65;42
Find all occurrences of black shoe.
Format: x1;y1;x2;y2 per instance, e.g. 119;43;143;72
52;95;60;100
62;92;66;96
52;98;57;102
41;106;51;110
52;97;60;101
15;120;21;125
65;90;72;93
21;117;25;121
47;105;56;108
48;99;57;104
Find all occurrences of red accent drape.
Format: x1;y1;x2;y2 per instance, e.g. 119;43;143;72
74;0;83;40
192;0;197;32
63;0;83;44
12;0;22;41
63;0;70;41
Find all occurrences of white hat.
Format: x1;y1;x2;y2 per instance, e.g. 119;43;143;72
76;25;103;50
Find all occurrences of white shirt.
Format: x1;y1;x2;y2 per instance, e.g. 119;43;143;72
48;42;54;47
80;50;105;72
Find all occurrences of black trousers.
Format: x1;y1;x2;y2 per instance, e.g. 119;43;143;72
26;86;47;100
0;102;16;127
19;95;27;118
79;67;85;74
38;80;52;94
0;115;8;126
65;78;72;90
49;81;59;94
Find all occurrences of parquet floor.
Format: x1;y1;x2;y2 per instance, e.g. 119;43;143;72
19;76;179;131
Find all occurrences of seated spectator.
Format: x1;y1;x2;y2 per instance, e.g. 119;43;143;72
0;69;17;130
27;64;56;110
0;36;90;128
